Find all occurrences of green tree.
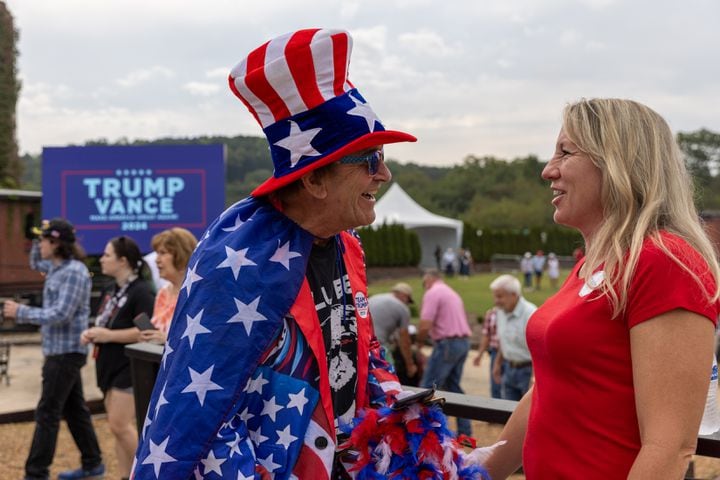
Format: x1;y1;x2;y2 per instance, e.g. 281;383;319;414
678;129;720;211
0;1;21;187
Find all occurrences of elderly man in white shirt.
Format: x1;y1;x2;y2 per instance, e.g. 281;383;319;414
490;274;537;400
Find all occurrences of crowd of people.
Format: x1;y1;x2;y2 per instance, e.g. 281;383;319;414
3;27;720;480
3;223;197;480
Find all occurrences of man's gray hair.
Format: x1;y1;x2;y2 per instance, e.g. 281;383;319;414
490;274;522;295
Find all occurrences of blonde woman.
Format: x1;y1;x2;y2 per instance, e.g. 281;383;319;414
139;227;198;344
486;99;720;479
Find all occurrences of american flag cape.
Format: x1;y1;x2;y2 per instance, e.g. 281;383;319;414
131;196;402;479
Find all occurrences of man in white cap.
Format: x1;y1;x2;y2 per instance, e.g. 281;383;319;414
369;282;419;384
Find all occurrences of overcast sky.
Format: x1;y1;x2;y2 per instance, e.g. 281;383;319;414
5;0;720;166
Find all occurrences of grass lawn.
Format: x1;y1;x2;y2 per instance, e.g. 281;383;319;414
367;270;570;325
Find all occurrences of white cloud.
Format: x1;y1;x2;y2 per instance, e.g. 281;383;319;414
116;67;175;88
398;30;460;57
182;82;221;96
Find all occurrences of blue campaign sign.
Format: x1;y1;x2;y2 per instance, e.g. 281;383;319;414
42;144;225;254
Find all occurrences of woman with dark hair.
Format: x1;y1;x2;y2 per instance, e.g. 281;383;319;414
81;235;154;480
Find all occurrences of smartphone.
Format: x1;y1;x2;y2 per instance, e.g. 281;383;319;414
391;387;436;410
133;312;156;331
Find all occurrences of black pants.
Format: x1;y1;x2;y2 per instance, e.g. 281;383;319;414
25;353;103;479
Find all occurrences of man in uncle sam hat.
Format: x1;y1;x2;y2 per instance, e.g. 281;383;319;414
132;28;497;480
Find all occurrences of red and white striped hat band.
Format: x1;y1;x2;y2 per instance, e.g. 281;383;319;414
229;28;416;197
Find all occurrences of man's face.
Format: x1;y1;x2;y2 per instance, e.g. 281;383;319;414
38;237;55;260
321;145;391;233
493;288;519;313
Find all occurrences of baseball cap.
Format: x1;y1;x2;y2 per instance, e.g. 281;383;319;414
391;282;414;304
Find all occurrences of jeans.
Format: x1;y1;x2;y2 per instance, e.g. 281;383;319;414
488;348;503;399
501;362;533;401
25;353;103;479
420;337;472;436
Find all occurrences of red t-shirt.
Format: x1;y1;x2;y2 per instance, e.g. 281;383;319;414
524;232;719;479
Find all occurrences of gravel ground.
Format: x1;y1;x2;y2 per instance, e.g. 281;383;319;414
2;414;720;479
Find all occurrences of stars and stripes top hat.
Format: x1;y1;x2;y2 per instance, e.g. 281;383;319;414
229;28;417;197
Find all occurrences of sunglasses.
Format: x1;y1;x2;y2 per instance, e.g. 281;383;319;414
338;149;384;176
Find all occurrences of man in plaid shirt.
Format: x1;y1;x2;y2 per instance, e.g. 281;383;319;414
3;218;104;480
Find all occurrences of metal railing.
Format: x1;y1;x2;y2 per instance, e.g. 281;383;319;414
125;342;720;476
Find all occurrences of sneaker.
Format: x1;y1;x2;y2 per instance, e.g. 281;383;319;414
57;464;105;480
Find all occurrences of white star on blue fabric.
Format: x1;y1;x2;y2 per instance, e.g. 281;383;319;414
237;471;253;480
273;120;322;168
245;372;268;395
347;94;381;132
216;245;256;281
249;426;269;444
227;296;267;335
181;365;223;406
154;384;169;416
257;453;281;473
141;436;177;478
181;310;211;348
221;214;245;232
286;388;309;414
261;396;283;422
141;415;152;440
182;262;203;297
239;406;255;424
275;425;298;449
225;432;243;457
201;449;226;476
161;342;173;370
269;240;302;270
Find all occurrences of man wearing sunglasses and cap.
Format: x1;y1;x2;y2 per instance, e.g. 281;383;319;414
133;29;495;480
3;219;105;480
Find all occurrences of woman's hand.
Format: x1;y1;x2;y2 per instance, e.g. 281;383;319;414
139;329;167;344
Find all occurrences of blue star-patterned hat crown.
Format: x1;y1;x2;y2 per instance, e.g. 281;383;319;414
229;28;416;197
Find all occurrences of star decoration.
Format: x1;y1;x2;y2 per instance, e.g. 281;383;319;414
154;384;169;416
237;471;254;480
216;245;257;280
227;296;267;335
182;262;203;297
181;365;223;406
221;214;245;232
258;452;281;473
141;414;153;440
273;120;322;168
181;310;211;348
347;93;381;132
245;372;268;395
141;436;177;478
275;425;298;449
201;449;226;476
249;426;269;445
226;432;243;457
269;240;302;270
238;405;255;423
161;342;173;371
261;396;283;422
287;388;309;415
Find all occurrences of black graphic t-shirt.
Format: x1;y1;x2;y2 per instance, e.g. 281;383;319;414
305;237;358;435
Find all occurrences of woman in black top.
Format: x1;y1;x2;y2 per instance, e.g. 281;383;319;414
81;235;154;479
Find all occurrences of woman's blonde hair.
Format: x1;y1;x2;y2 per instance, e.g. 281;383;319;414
151;227;198;271
563;98;720;317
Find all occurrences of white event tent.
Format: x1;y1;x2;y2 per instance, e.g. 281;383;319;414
371;183;464;268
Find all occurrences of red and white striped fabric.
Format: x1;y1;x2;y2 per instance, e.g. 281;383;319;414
230;28;353;128
227;28;416;197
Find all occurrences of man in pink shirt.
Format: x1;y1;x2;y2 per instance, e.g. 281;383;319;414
416;268;473;436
